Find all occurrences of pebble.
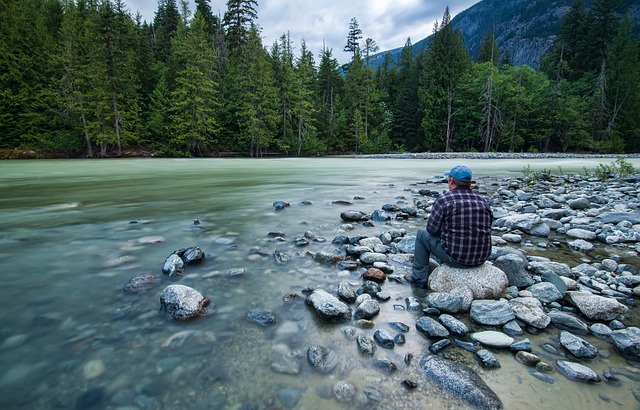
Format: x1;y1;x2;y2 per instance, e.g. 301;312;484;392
83;359;105;379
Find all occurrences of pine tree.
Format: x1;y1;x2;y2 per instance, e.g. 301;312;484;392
223;27;278;156
316;47;343;150
344;49;367;152
477;29;500;64
270;32;296;153
419;7;471;151
344;17;362;58
168;11;221;156
391;39;421;150
223;0;258;50
294;40;318;156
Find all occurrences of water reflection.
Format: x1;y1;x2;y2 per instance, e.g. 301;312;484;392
0;158;639;409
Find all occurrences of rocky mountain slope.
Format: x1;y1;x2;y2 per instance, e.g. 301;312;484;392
371;0;640;68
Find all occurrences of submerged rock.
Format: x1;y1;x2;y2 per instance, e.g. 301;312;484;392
419;355;503;409
123;273;161;294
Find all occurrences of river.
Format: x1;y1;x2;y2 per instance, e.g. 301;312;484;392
0;157;639;409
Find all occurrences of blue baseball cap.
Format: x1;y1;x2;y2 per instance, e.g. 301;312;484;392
444;165;472;182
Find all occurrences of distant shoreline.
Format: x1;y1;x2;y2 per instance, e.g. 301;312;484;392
348;152;640;160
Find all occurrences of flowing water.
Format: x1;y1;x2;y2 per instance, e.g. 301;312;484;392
1;157;639;410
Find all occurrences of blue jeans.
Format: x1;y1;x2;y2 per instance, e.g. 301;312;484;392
411;228;467;287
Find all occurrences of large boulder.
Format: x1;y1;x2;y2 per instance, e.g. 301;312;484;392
428;262;508;300
419;355;503;409
159;284;211;321
565;292;628;321
305;289;352;322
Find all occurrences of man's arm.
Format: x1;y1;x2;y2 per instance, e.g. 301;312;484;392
426;198;446;236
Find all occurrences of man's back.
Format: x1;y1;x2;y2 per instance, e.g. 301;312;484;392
427;188;493;266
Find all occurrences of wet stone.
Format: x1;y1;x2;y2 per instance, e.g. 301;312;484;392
394;333;406;345
333;382;355;403
438;314;469;336
475;349;501;369
555;360;602;383
373;329;395;349
354;299;380;320
416;316;449;339
372;359;397;374
429;339;453;354
559;331;598;359
510;338;532;352
245;308;277;327
307;345;338;374
357;335;376;356
388;322;410;333
123;273;162;294
515;351;540;366
471;331;514;348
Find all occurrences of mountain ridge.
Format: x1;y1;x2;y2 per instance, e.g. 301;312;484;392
369;0;640;68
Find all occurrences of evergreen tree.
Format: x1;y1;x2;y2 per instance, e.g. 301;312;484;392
294;40;318;156
153;0;180;65
270;33;296;152
168;11;220;156
316;47;343;151
344;49;367;152
223;0;258;50
419;7;471;151
477;29;500;64
344;17;362;57
223;27;278;156
391;39;421;150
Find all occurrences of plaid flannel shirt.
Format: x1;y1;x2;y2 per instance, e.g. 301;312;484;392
426;187;494;266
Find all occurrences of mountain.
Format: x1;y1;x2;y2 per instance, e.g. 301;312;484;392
369;0;640;69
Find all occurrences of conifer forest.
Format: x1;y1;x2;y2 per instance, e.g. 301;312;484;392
1;0;639;158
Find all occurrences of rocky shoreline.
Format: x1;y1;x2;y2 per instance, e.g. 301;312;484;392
356;152;640;160
120;165;640;409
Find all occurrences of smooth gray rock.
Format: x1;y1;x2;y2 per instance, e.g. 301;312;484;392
438;314;469;336
307;345;338;374
159;285;211;321
476;349;501;369
123;274;161;294
373;329;395;349
596;212;640;225
354;299;380;320
419;355;503;409
427;292;463;313
555;360;601;383
470;300;515;326
337;281;356;303
566;291;628;321
305;289;352;322
548;311;589;334
416;317;449;339
610;327;640;359
245;308;277;327
509;297;550;329
526;282;563;303
559;331;598;359
493;253;533;288
471;331;514;348
566;228;596;240
162;254;185;277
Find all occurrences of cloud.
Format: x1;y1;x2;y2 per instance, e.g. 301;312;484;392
126;0;479;63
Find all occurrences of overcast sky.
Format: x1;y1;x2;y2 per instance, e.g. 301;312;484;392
126;0;479;63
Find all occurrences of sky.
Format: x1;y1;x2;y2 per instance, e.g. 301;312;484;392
125;0;480;63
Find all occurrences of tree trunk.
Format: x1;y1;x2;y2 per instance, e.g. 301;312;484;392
445;85;453;151
112;95;122;156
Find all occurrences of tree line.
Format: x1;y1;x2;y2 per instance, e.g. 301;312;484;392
1;0;638;157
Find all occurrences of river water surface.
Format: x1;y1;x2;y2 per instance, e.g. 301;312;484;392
1;157;639;410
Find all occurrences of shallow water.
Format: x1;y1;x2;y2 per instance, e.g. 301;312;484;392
0;157;639;410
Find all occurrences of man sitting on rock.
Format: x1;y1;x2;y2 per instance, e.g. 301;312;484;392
405;165;494;289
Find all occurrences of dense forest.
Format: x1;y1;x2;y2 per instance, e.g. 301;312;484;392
1;0;639;158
